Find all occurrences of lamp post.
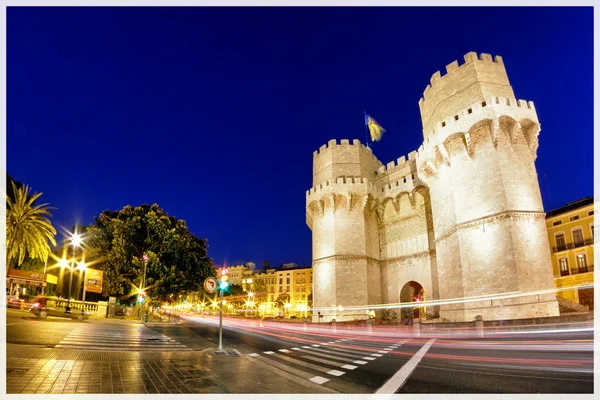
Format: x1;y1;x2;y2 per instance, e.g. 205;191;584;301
41;252;49;296
140;254;148;322
66;233;82;313
78;261;87;319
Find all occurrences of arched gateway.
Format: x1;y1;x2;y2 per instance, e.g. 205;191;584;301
400;281;425;320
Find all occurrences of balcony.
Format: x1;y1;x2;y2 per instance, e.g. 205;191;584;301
558;265;594;278
572;264;594;274
552;238;594;253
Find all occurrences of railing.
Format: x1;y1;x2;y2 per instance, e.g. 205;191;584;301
47;297;99;314
553;238;594;253
571;264;594;274
558;265;595;277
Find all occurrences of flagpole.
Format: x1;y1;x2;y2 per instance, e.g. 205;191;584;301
364;111;369;148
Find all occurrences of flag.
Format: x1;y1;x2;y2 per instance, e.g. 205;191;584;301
365;113;386;142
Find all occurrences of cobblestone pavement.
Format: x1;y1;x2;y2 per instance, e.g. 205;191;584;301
6;343;328;394
7;357;223;394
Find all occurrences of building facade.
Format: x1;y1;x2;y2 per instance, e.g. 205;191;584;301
306;51;561;323
216;265;313;317
545;197;594;311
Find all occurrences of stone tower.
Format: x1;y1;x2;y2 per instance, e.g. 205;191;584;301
306;52;560;323
416;52;559;321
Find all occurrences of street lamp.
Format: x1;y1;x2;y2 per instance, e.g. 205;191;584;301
66;232;83;313
140;254;148;322
77;260;87;318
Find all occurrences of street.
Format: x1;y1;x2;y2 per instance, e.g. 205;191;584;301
6;309;594;394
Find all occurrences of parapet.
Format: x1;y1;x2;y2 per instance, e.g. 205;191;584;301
305;176;376;198
313;138;378;158
418;51;505;106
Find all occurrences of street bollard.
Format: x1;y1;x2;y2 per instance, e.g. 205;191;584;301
303;320;308;332
331;319;337;333
475;315;484;338
367;320;373;335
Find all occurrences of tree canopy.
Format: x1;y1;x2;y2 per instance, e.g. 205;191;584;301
85;203;215;301
6;181;57;269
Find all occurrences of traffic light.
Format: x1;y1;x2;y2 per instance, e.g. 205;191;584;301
219;267;229;290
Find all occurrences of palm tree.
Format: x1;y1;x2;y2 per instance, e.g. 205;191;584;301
6;181;57;269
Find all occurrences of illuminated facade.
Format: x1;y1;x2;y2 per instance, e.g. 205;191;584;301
546;197;594;311
306;52;560;323
216;265;313;317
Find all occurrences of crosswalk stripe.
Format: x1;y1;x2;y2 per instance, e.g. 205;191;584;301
363;357;376;360
279;349;291;353
325;345;377;357
247;351;323;382
294;348;358;363
309;376;330;385
341;364;358;370
300;355;348;369
269;352;344;376
55;325;189;351
371;354;383;357
264;351;275;354
315;346;375;359
248;353;259;357
353;360;368;365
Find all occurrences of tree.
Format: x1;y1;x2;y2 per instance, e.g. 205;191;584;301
6;181;57;270
85;203;215;301
275;292;290;309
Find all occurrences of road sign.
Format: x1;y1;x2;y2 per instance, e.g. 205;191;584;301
204;277;218;294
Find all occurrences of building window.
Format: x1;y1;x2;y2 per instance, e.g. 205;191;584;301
589;211;594;216
591;225;595;238
279;278;282;285
553;220;562;226
287;286;290;292
286;278;290;284
570;215;580;221
279;286;283;292
573;229;583;246
559;258;568;276
555;233;566;250
576;254;588;271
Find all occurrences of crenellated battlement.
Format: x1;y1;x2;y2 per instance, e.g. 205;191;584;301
376;172;423;196
374;151;417;176
416;94;539;163
418;51;515;137
312;138;383;187
312;138;381;161
419;52;505;106
306;176;375;198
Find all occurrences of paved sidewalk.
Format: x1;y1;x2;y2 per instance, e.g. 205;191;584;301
6;343;332;394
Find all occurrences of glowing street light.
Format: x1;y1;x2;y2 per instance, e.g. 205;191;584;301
66;231;84;313
77;259;88;318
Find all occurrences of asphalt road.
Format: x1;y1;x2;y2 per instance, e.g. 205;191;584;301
181;315;595;394
5;309;595;394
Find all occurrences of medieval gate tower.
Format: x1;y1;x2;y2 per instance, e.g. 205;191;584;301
306;52;560;322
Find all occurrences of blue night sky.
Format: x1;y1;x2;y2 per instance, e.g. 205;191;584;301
7;7;594;268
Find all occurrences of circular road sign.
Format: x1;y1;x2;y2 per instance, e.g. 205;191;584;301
203;277;218;294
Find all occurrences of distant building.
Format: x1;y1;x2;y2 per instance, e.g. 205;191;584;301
215;262;313;317
545;197;594;311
